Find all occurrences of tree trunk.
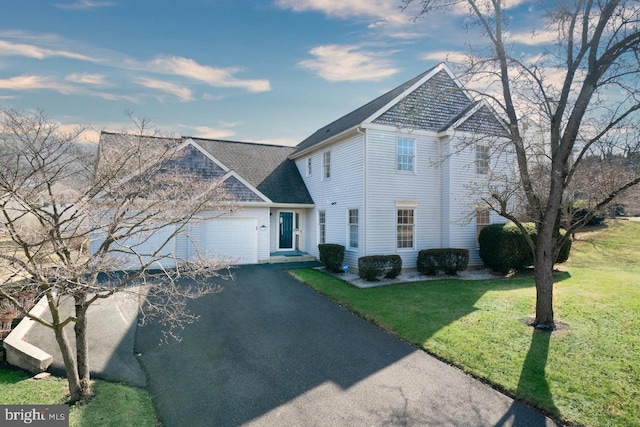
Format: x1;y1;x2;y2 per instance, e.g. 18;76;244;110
74;293;93;400
46;293;83;402
533;223;556;330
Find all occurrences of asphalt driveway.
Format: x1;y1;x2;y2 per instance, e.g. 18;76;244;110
135;262;557;426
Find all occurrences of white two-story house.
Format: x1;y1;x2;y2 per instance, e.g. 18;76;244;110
96;63;510;269
290;62;510;269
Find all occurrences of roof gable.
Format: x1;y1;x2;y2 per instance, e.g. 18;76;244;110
292;64;439;156
370;68;473;131
292;63;507;156
190;138;313;205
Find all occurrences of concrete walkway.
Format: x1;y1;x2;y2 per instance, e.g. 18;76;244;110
135;263;559;426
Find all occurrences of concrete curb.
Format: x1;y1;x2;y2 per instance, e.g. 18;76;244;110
2;296;53;373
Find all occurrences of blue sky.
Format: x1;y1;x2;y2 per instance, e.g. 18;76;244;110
0;0;540;146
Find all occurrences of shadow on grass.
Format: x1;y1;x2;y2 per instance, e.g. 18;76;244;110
494;329;559;426
299;268;568;425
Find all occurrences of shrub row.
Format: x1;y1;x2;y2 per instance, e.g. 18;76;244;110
358;255;402;281
478;222;572;273
417;248;469;276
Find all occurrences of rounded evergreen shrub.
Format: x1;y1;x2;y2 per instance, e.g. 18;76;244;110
417;248;469;276
357;255;402;281
318;243;345;273
479;222;572;273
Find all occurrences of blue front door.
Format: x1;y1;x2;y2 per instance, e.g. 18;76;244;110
279;212;294;249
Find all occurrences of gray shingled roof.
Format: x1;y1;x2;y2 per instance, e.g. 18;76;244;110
98;132;313;205
292;65;438;155
192;138;313;204
292;64;507;155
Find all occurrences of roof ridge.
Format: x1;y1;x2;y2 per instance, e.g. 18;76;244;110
189;136;294;149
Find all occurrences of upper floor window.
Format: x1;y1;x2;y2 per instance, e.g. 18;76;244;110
318;210;326;244
397;138;415;172
322;151;331;179
306;157;312;177
476;145;490;175
348;209;359;249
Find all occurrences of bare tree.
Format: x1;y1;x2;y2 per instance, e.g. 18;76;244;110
403;0;640;328
0;109;234;402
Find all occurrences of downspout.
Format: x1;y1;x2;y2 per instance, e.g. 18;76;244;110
357;126;366;257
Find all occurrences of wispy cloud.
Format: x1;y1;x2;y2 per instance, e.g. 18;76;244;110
508;29;558;46
421;51;469;64
187;125;237;140
0;32;272;100
55;1;116;10
148;56;271;93
298;44;399;82
136;77;193;102
0;75;71;92
0;74;138;102
0;39;93;61
65;73;110;86
276;0;409;26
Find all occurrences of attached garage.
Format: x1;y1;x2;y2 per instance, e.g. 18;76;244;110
186;217;259;265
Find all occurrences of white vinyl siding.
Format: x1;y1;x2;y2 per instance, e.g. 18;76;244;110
295;132;364;267
365;129;441;268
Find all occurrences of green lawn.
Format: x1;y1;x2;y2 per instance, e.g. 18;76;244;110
291;220;640;427
0;365;159;426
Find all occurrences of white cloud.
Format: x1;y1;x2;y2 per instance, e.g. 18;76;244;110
0;74;139;102
65;73;110;86
421;51;468;64
0;75;71;92
275;0;408;25
0;34;271;97
508;29;557;46
136;77;193;102
188;125;237;140
0;40;93;61
55;1;116;10
148;56;271;93
298;44;399;82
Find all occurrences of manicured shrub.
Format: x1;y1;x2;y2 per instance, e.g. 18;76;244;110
358;255;402;281
417;248;469;276
318;243;345;273
479;222;572;273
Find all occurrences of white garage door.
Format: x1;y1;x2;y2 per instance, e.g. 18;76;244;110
195;217;258;265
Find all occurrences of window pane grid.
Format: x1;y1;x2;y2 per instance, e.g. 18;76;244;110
319;210;326;244
348;209;358;248
323;151;331;179
476;145;490;175
397;209;414;249
397;139;415;172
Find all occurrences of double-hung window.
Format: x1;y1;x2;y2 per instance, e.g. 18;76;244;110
476;145;490;175
397;138;415;172
476;208;491;246
397;208;415;249
348;209;358;249
318;210;326;244
322;151;331;179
